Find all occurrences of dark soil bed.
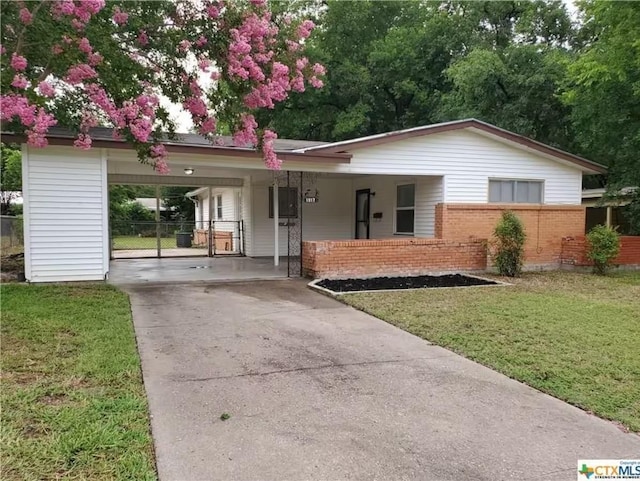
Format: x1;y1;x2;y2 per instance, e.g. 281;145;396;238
316;273;497;293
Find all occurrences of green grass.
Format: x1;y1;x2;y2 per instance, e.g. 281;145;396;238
112;235;188;250
344;271;640;432
0;284;157;480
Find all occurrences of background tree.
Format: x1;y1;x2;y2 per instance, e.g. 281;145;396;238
0;144;22;215
563;0;640;228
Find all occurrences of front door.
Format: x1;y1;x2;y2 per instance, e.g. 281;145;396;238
355;189;370;239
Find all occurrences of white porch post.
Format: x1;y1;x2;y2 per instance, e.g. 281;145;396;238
606;206;612;228
273;178;279;266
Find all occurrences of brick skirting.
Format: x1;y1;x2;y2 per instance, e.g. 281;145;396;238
561;236;640;267
302;238;487;279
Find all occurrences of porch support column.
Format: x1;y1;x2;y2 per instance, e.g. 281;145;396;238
606;206;612;228
208;186;213;257
274;178;279;266
155;185;161;258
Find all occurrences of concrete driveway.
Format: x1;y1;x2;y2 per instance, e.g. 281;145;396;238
126;280;639;481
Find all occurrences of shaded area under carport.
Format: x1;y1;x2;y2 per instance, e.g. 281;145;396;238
108;257;288;286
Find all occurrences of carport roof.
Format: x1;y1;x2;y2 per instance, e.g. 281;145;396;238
1;127;349;163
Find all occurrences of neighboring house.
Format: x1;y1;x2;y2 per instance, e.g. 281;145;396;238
582;187;635;234
9;119;606;282
185;186;242;253
132;197;173;213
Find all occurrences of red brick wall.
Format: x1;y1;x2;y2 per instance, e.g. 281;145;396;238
561;236;640;266
435;203;585;267
302;238;487;279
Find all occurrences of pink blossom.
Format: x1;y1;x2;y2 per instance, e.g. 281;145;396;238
11;75;28;89
309;76;323;89
262;129;281;169
52;44;64;55
10;54;28;71
26;108;57;148
78;38;92;54
178;40;191;52
199;117;216;135
112;7;129;25
195;36;208;47
188;79;203;96
0;45;5;55
250;0;266;6
80;111;99;131
137;31;149;46
19;8;33;25
312;63;326;76
283;14;292;26
297;20;315;39
286;40;300;52
88;53;103;66
51;0;75;17
74;133;92;150
207;5;220;19
129;117;153;142
154;158;170;175
210;71;221;81
296;57;309;71
37;81;55;97
198;58;212;72
184;97;207;118
66;64;97;84
290;74;305;93
71;19;85;31
1;94;36;125
150;144;167;158
232;114;258;147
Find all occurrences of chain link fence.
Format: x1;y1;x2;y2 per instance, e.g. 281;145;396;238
1;215;24;254
110;220;244;258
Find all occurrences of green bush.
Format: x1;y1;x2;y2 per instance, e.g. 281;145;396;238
586;225;620;275
493;211;527;277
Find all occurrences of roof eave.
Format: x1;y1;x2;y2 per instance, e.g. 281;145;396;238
1;133;351;164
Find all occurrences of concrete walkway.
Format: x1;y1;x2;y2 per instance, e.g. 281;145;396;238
126;280;639;481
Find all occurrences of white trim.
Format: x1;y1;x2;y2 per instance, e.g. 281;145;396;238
101;149;110;278
21;144;31;282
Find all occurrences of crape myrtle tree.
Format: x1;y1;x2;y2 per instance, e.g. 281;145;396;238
0;0;326;172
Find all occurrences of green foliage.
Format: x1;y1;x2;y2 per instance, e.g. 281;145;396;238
493;211;527;277
586;225;621;275
563;0;640;232
1;143;22;215
162;186;195;221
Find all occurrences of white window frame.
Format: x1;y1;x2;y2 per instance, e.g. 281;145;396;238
488;178;545;204
216;194;223;220
394;183;415;235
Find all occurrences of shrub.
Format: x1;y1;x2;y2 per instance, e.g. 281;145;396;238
493;211;527;277
586;225;620;275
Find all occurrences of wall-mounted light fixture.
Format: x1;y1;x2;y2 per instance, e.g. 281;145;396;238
184;168;194;175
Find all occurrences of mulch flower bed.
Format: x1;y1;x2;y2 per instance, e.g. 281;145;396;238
316;273;497;293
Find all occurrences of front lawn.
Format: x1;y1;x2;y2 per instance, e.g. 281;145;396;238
1;284;156;480
344;271;640;432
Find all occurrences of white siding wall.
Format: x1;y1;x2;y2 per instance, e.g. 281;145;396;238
353;175;443;238
346;130;582;204
250;177;353;257
23;147;108;282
